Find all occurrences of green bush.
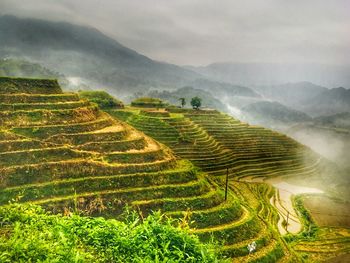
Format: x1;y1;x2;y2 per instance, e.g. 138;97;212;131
79;91;124;109
0;204;224;263
131;97;166;108
190;97;202;110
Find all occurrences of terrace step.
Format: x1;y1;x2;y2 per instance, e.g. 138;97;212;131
0;93;80;104
166;196;243;229
0;106;100;127
24;177;208;207
105;147;169;164
47;123;128;145
0;139;47;152
0;100;90;111
0;147;89;167
0;157;177;187
0;131;22;141
133;186;224;214
191;205;251;234
11;114;115;139
77;136;146;152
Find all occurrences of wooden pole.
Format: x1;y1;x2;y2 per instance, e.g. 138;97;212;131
225;168;229;201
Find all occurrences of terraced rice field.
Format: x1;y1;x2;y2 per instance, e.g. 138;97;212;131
0;80;200;220
109;108;321;261
109;108;321;186
1;78;349;262
0;78;295;262
108;107;350;262
285;194;350;262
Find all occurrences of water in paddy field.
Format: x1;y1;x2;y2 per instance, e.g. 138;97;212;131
267;179;324;235
271;181;324;195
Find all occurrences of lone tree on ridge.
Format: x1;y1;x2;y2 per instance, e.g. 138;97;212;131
179;97;186;108
190;97;202;110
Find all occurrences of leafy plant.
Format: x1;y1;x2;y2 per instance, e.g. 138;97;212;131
190;97;202;110
79;91;124;109
131;97;166;108
0;204;224;263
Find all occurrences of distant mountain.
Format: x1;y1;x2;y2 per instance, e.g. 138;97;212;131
301;87;350;117
0;58;62;79
0;15;201;96
254;82;327;106
240;101;311;129
188;78;260;98
0;58;94;91
313;112;350;130
187;62;350;88
287;121;350;169
251;83;350;117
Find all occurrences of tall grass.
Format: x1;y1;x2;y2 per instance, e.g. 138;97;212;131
0;204;225;263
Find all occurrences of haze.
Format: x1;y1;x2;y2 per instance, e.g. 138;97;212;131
1;0;349;66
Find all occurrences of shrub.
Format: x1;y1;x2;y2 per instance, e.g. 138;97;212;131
190;97;202;110
131;97;166;108
0;204;224;263
79;91;124;109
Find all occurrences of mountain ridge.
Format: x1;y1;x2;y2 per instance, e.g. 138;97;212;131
0;15;201;95
187;62;350;88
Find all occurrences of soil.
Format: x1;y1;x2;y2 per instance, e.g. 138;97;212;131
303;195;350;228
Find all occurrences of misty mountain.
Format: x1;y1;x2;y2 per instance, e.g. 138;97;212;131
0;15;202;96
240;101;311;129
1;15;349;125
190;62;350;118
0;58;94;91
187;62;350;88
252;82;350;117
188;78;260;98
288;122;350;169
300;87;350;117
313;112;350;130
0;58;62;79
253;82;327;106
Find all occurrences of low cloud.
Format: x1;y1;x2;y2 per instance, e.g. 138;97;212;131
0;0;349;66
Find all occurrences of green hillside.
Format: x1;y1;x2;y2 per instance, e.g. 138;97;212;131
1;78;349;262
108;108;320;182
108;106;350;262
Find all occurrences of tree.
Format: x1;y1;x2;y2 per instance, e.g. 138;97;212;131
179;97;186;108
190;96;202;110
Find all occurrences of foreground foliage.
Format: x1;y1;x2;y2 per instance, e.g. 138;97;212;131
0;204;223;263
78;90;124;109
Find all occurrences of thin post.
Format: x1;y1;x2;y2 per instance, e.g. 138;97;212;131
225;168;229;201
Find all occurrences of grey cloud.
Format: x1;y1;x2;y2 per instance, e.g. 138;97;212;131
0;0;349;65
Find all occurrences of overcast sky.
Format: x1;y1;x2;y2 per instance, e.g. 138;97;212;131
1;0;349;66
